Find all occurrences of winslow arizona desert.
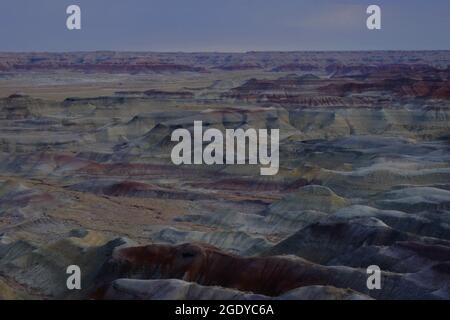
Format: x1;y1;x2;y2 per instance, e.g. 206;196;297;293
0;50;449;300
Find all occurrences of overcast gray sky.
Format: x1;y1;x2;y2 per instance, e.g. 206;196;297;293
0;0;449;52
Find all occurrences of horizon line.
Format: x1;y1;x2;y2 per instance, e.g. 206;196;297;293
1;49;450;54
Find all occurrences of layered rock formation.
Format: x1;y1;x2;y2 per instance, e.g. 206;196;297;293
0;51;449;300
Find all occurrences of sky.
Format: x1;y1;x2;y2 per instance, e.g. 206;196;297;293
0;0;449;52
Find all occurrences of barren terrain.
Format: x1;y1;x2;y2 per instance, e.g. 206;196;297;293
0;51;449;299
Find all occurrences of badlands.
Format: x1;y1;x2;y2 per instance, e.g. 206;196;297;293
0;51;449;299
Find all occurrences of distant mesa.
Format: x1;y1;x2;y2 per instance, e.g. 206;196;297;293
213;63;263;71
272;63;319;72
